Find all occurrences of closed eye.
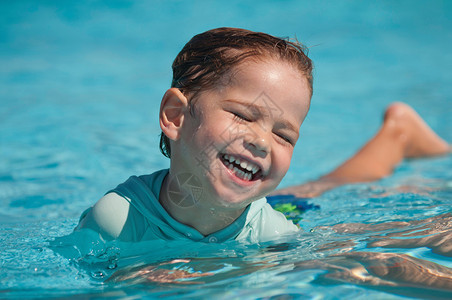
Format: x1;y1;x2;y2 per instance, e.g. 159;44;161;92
274;132;295;146
231;111;252;122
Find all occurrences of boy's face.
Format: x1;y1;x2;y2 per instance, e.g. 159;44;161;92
170;59;311;211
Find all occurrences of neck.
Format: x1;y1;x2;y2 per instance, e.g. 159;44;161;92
159;172;245;236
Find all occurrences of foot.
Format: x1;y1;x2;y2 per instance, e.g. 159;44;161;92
383;102;450;158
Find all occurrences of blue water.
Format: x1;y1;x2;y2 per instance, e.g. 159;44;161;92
1;0;451;299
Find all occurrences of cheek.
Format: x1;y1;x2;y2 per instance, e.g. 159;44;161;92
188;121;230;155
275;147;293;173
202;116;235;141
197;122;224;142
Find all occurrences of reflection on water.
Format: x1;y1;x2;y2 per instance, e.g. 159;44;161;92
294;213;452;298
294;252;452;299
63;211;452;299
2;172;451;298
318;213;452;257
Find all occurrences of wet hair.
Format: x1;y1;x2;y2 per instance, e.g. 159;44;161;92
160;27;313;158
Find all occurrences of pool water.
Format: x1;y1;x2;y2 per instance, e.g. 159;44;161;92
1;0;451;299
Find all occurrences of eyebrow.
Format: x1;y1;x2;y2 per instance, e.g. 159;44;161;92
223;99;299;133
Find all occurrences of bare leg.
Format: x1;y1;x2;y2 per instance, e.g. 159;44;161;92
274;102;450;197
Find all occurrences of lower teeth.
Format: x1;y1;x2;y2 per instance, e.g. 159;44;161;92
225;161;252;181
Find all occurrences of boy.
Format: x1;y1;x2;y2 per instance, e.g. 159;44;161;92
76;27;449;244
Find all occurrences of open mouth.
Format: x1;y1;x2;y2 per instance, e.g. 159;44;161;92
220;153;262;181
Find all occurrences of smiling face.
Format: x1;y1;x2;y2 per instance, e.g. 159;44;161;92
168;58;311;211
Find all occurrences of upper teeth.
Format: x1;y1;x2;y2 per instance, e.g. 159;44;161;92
224;154;259;174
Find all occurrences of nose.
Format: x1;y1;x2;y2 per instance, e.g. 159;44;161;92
244;128;270;157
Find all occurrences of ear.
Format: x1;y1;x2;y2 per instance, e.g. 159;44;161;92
159;88;189;141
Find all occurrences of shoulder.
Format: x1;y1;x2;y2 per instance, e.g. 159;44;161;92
76;169;169;242
237;199;299;243
76;192;131;240
258;202;299;234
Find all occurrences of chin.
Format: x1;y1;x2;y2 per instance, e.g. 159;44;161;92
209;186;266;209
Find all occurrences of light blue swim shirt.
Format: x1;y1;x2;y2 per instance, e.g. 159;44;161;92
75;169;299;245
